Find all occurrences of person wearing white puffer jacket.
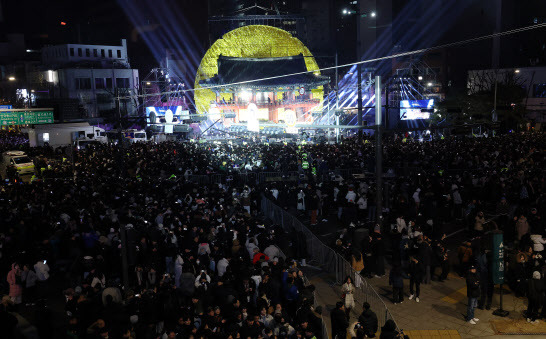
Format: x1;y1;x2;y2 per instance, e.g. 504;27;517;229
530;234;546;253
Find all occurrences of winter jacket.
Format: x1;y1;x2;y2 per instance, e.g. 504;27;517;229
389;268;404;288
21;269;37;288
264;245;282;261
528;278;544;301
408;260;425;281
34;261;50;281
358;308;378;334
530;234;546;252
179;272;195;296
7;264;22;298
217;258;229;277
346;190;357;204
466;272;480;298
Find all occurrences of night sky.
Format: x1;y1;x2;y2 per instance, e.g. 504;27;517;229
1;0;209;74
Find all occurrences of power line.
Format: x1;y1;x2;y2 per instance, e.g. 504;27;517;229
118;22;546;100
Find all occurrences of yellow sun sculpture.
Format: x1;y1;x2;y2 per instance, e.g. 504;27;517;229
194;25;324;113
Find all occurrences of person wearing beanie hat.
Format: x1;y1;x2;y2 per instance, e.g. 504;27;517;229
526;271;544;323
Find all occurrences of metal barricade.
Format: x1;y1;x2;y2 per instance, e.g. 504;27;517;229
261;195;399;332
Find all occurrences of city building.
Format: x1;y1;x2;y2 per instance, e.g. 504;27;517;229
468;67;546;123
36;39;139;121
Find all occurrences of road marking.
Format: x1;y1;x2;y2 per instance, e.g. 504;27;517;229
442;286;467;304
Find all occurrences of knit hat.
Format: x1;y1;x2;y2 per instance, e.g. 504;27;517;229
533;271;541;280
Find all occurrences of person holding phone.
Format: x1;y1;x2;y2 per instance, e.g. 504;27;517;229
34;259;50;299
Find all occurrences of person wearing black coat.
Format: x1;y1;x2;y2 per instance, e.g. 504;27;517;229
417;237;432;284
526;271;544;323
372;228;386;277
358;302;378;338
379;319;399;339
331;301;349;339
389;265;404;304
408;256;424;302
465;266;480;324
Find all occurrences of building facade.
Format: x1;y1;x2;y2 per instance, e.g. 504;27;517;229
38;39;139;121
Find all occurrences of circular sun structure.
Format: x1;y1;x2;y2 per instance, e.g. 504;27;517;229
194;25;324;113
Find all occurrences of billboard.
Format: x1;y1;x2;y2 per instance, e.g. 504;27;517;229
400;99;434;120
145;106;190;125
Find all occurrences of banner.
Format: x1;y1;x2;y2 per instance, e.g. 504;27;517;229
492;232;505;284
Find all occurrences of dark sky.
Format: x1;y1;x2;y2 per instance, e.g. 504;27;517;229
0;0;209;73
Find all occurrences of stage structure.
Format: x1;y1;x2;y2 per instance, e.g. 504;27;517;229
195;25;329;134
142;68;192;134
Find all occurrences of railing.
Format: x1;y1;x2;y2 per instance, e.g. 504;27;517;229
261;195;399;333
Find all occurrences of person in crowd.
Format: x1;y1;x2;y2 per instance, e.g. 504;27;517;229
477;250;494;310
466;266;481;325
516;214;530;242
379;319;399;339
474;211;486;236
331;301;349;339
358;302;378;338
389;264;404;304
21;264;37;306
372;226;386;277
342;276;356;319
6;263;23;305
408;256;424;303
458;241;473;276
526;271;544;323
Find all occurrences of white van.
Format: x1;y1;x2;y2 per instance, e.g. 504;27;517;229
0;151;35;179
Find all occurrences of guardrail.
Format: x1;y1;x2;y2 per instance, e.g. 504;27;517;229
261;195;399;333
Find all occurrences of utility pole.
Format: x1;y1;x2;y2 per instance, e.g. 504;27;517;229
335;52;340;143
358;65;363;140
375;76;383;227
356;1;363;141
116;96;129;290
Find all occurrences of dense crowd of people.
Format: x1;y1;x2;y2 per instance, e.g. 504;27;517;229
0;130;544;337
1;140;324;339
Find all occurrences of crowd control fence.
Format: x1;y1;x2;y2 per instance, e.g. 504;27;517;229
261;196;399;332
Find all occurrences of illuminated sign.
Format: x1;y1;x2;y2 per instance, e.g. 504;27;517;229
146;106;190;125
400;99;434;120
0;110;54;126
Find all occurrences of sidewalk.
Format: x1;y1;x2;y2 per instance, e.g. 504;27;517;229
266;201;544;338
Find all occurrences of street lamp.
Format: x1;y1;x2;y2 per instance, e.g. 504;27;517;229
8;76;15;81
371;11;376;17
343;9;348;14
